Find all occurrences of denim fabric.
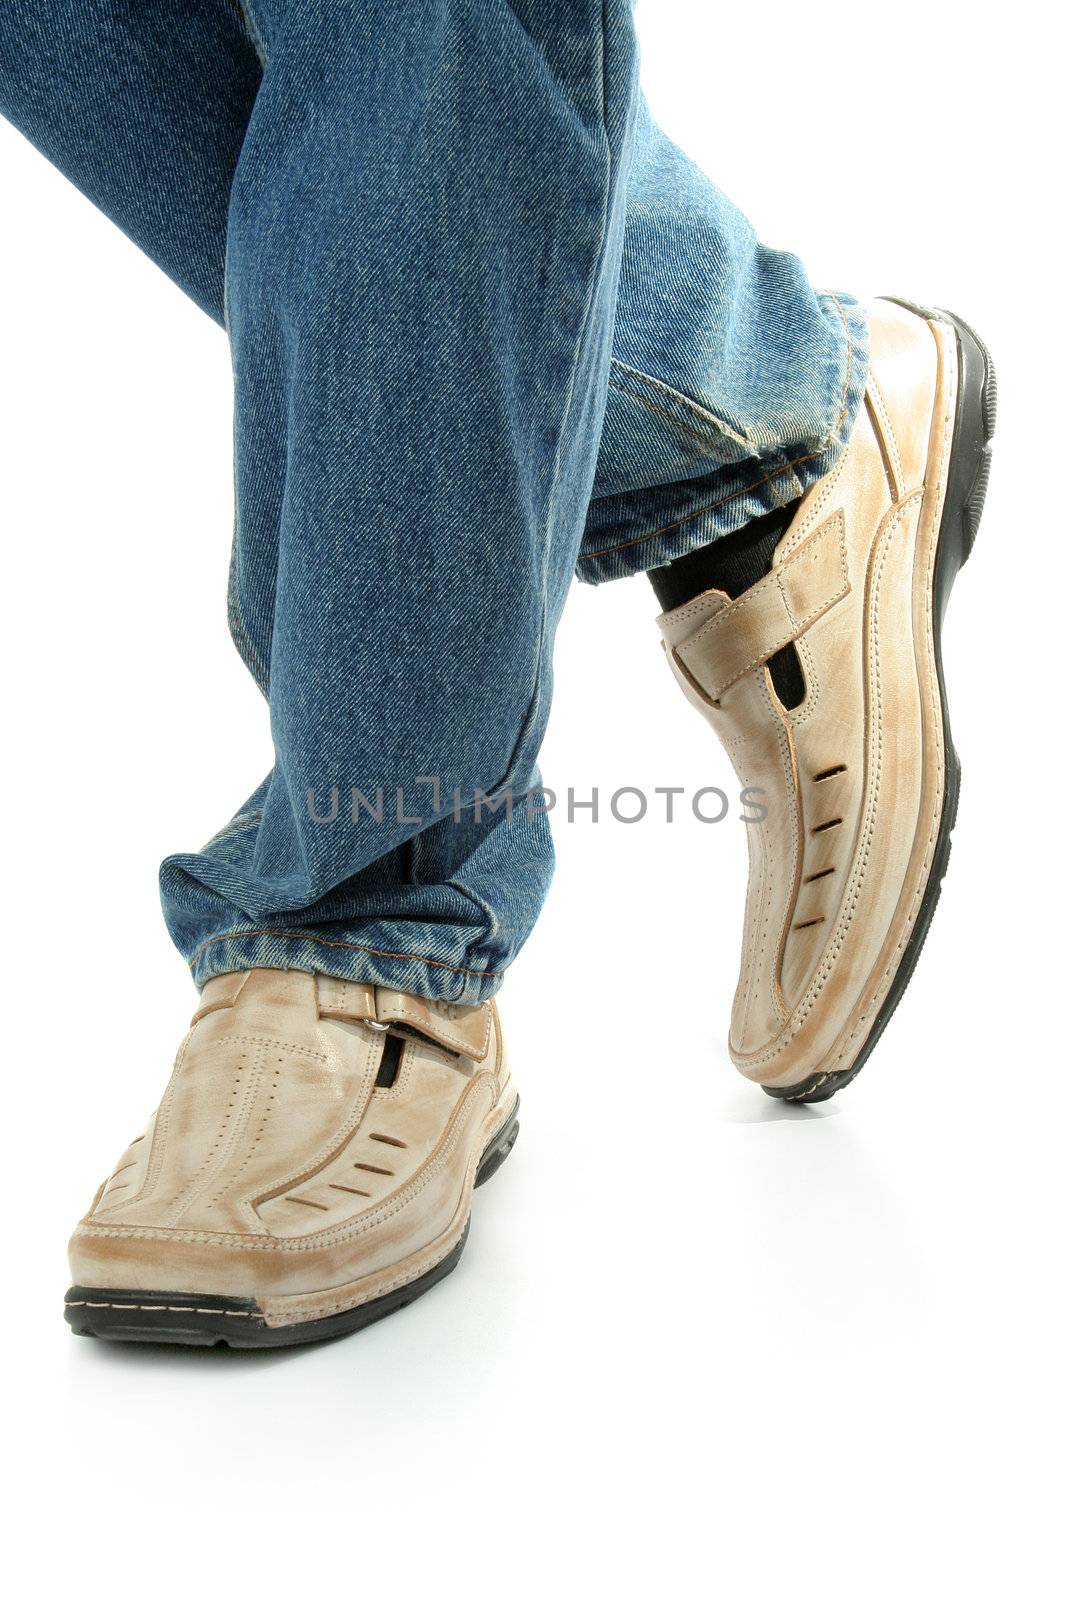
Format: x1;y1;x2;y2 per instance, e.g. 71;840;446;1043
586;99;868;582
0;1;867;1003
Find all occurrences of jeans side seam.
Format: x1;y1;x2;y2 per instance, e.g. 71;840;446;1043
231;0;268;66
579;293;860;565
609;358;753;449
187;926;504;981
227;583;270;695
485;3;622;823
608;376;742;456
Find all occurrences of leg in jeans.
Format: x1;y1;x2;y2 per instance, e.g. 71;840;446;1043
0;2;866;1007
7;5;985;1347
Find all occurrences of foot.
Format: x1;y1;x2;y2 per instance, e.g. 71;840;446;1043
658;299;995;1102
65;970;518;1346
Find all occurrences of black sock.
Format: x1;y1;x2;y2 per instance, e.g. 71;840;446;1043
649;504;806;708
648;504;794;611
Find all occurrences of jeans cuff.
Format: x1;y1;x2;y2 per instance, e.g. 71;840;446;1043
576;293;870;585
187;925;506;1006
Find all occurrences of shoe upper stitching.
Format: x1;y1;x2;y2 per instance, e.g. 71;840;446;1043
761;672;798;1030
678;513;848;698
168;1044;264;1226
822;346;956;1069
735;493;922;1069
866;373;906;502
75;1073;496;1253
264;1092;513;1325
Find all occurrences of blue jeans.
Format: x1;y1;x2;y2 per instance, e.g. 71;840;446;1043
0;2;867;1002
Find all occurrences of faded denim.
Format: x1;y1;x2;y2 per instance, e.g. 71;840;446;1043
0;2;868;1002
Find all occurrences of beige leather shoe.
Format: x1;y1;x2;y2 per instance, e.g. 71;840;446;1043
65;969;518;1346
659;299;995;1102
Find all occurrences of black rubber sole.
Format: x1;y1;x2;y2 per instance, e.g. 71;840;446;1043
65;1096;520;1349
764;304;996;1105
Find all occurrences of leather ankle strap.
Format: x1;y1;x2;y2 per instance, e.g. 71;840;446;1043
191;970;493;1060
672;510;849;704
317;977;493;1060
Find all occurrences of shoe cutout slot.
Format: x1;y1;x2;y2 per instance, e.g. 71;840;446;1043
794;917;826;930
328;1183;372;1197
811;818;843;834
375;1033;405;1089
353;1162;394;1176
369;1132;407;1148
804;866;836;884
814;765;847;782
768;644;807;711
284;1195;329;1212
109;1162;138;1179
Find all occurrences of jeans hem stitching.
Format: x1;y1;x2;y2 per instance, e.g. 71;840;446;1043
188;926;504;981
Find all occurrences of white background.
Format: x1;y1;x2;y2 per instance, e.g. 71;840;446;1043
1;2;1063;1595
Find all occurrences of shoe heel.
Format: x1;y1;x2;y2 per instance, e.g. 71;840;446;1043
885;296;997;581
933;306;997;582
475;1097;520;1187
